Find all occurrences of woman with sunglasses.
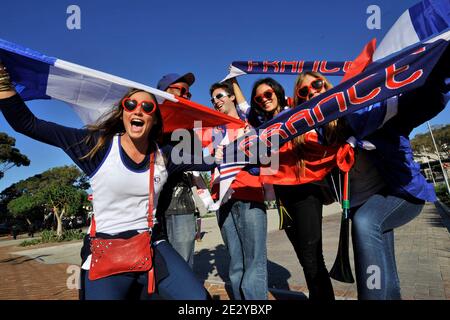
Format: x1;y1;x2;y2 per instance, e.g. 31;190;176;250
0;62;215;300
294;62;448;299
248;77;337;300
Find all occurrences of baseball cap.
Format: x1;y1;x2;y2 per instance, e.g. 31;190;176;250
157;72;195;91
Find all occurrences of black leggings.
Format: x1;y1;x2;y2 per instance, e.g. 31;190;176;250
275;183;335;300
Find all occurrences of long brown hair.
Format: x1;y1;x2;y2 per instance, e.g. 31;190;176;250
81;89;163;160
291;72;346;177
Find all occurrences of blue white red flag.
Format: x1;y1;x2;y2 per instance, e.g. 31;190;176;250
373;0;450;61
0;38;242;133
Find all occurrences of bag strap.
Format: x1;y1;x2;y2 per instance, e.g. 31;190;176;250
89;151;156;237
89;214;96;238
147;152;155;229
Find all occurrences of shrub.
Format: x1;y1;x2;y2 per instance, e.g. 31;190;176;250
62;229;85;241
40;229;59;243
19;229;86;247
19;239;41;247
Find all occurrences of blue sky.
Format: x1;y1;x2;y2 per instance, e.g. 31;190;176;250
0;0;448;190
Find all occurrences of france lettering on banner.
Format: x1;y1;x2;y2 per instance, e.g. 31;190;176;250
215;0;450;207
223;0;450;81
223;60;354;80
223;60;355;81
216;29;450;206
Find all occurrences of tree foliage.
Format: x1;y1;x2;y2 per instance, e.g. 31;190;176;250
1;165;90;236
0;132;30;179
411;124;450;154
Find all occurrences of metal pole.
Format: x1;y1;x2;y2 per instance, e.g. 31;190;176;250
423;146;436;186
427;121;450;195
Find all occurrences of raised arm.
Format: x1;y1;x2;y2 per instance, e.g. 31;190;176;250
229;77;246;105
0;63;104;176
228;77;251;120
344;97;398;139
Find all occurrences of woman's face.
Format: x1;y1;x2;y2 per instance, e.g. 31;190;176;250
297;74;327;101
122;91;157;143
254;83;279;114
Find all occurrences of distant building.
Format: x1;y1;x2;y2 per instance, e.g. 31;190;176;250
414;151;450;184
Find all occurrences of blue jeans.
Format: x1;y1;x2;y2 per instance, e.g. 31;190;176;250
166;214;196;269
84;240;207;300
350;194;423;300
217;199;268;300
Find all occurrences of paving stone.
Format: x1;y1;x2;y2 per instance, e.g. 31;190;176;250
0;202;449;300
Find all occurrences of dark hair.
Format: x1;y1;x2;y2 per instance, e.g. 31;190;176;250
209;81;234;97
81;89;163;159
248;77;287;127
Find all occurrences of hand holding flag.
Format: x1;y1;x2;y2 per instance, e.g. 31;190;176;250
0;38;243;133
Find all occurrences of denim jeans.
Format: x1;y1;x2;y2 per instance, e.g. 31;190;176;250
217;199;268;300
166;214;196;269
350;194;423;300
84;240;208;300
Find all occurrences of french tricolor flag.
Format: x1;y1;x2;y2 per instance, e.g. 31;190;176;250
0;39;242;133
373;0;450;61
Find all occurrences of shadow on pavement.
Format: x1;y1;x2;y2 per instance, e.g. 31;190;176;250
194;244;296;299
0;254;51;265
434;201;450;233
268;260;291;290
269;288;308;300
194;244;229;283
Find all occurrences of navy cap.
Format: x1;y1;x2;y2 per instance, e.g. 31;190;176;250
157;72;195;91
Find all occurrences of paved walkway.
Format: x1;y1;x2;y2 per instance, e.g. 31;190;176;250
0;244;78;300
202;202;450;300
0;202;448;300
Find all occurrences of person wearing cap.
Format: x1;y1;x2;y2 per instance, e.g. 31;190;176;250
157;72;194;100
155;72;199;269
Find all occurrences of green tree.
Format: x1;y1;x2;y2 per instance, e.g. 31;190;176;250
411;124;450;154
7;194;42;222
38;184;87;236
3;165;90;236
0;132;30;179
0;184;21;220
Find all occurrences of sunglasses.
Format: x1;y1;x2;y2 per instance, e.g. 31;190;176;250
211;92;230;105
122;98;157;115
253;89;275;105
296;79;325;99
168;84;192;99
